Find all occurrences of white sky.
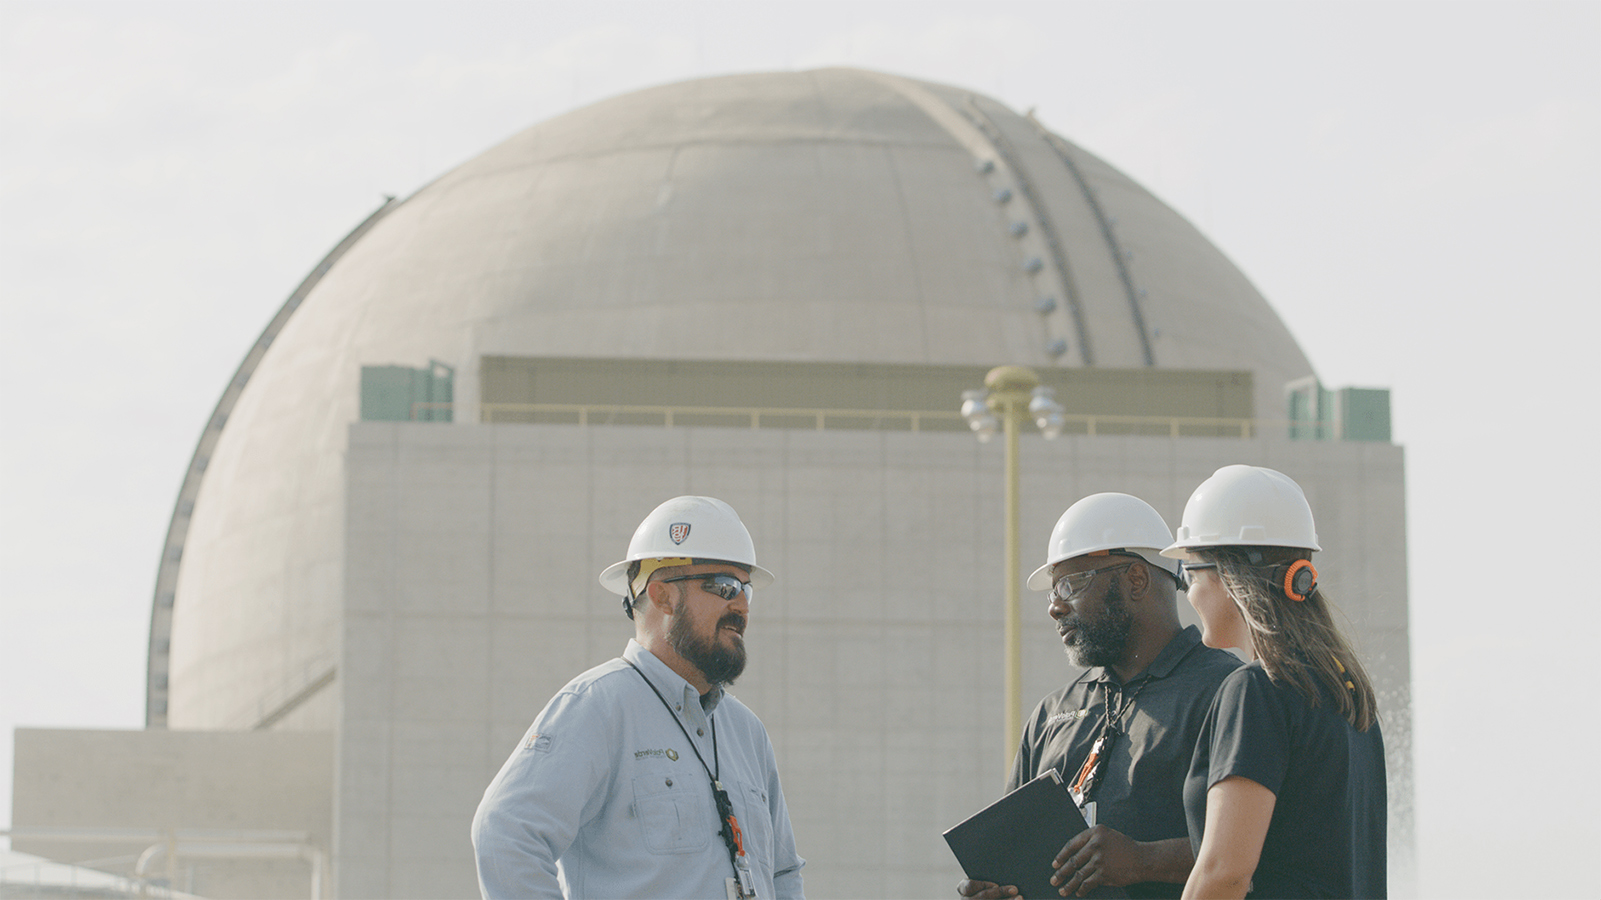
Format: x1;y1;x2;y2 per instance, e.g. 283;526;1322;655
1;1;1596;897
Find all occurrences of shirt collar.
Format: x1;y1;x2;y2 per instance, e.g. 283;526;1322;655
1089;625;1207;686
624;639;724;715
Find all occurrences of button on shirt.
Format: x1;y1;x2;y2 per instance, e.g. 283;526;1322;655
472;640;805;899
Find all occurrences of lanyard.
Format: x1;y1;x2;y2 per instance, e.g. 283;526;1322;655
1068;675;1150;810
626;661;759;899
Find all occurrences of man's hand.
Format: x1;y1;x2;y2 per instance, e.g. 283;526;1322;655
957;878;1020;898
1049;825;1143;897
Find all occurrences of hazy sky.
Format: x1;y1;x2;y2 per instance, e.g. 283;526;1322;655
1;2;1596;897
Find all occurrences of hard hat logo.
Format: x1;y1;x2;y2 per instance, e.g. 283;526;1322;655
669;523;691;545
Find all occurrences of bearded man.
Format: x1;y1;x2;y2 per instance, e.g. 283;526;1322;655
959;494;1240;900
473;496;804;900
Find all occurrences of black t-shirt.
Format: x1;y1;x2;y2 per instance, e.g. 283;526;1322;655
1185;662;1387;899
1010;626;1242;899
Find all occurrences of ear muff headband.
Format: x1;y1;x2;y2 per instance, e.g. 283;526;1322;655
1278;559;1318;602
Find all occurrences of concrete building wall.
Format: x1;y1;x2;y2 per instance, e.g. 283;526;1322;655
10;729;333;899
337;421;1410;900
158;69;1319;733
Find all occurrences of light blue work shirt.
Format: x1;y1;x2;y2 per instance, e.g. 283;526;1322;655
473;640;805;899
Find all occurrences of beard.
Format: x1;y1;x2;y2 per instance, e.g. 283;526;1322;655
667;597;748;687
1058;578;1134;669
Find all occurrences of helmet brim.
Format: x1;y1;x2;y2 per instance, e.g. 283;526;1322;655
1028;550;1179;591
599;559;775;596
1026;563;1054;592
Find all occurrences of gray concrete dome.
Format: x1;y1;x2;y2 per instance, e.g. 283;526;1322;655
149;67;1315;727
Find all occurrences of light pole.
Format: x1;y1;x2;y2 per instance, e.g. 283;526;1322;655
961;366;1064;771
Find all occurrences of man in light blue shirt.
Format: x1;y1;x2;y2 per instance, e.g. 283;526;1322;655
473;496;804;899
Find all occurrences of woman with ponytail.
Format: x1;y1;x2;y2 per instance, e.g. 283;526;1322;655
1163;466;1386;899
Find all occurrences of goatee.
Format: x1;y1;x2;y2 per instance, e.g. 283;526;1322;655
1059;578;1134;669
668;599;748;686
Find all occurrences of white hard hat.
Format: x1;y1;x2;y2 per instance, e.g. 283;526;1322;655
1026;493;1178;591
599;496;775;597
1161;465;1321;560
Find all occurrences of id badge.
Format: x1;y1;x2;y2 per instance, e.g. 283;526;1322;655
734;852;759;899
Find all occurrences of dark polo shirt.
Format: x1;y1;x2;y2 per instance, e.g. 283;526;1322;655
1009;625;1242;899
1185;662;1387;899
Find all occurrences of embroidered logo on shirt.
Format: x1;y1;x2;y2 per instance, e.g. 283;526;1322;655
1045;709;1091;727
524;732;553;752
634;748;680;762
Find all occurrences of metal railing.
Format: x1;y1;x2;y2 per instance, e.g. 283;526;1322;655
409;402;1261;438
0;827;325;899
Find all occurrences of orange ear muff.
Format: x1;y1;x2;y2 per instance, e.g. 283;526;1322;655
1279;559;1318;601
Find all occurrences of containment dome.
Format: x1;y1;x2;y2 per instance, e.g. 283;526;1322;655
148;67;1315;727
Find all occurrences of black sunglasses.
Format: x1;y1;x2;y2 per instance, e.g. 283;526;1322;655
659;573;754;603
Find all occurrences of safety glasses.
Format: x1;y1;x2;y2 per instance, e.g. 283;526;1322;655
1048;561;1135;604
1177;561;1217;590
659;572;754;603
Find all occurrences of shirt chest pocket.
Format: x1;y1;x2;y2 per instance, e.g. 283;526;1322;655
732;781;773;871
631;774;712;855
